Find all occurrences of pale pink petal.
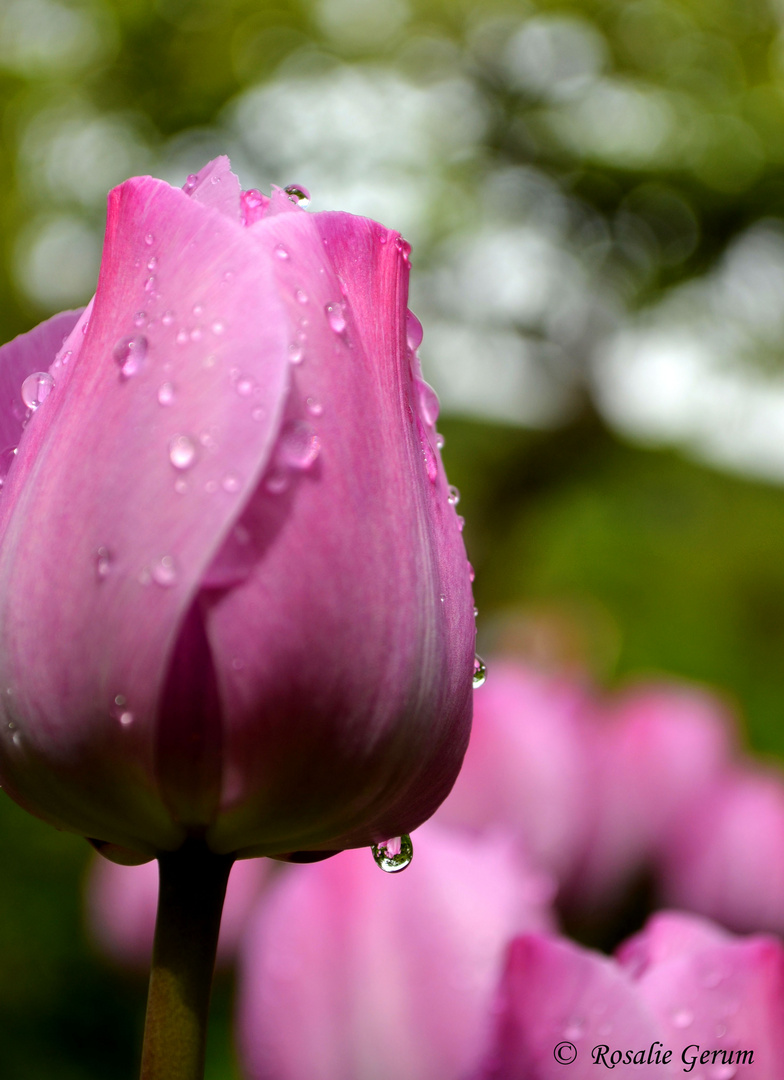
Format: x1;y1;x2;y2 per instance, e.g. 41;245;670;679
568;683;735;911
619;911;784;1078
0;309;82;464
183;156;242;221
475;934;673;1079
661;767;784;936
435;661;594;883
0;175;292;853
238;821;554;1080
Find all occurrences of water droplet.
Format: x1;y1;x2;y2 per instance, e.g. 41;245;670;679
473;605;479;618
169;435;197;470
210;174;221;185
174;478;188;494
176;329;189;346
183;173;198;193
417;380;440;426
278;419;321;470
190;327;203;342
192;303;204;317
145;233;154;246
439;593;446;603
95;546;112;580
12;732;21;747
147;256;158;271
0;446;18;488
162;310;175;326
144;275;157;294
396;236;412;261
457;515;465;531
134;310;147;328
436;432;445;449
251;406;265;422
211;319;225;335
113;336;148;379
236;375;255;397
21;372;55;410
274;244;289;260
406;310;423;350
371;835;413;873
711;1066;736;1080
152;555;177;587
447;485;460;507
672;1009;694;1029
242;188;264;208
288;343;305;365
467;561;475;582
222;472;241;493
158;382;175;405
325;301;346;334
473;655;487;688
62;349;72;365
295;289;309;305
231;657;244;670
563;1018;585;1041
306;396;323;417
264;466;290;495
284;184;310;207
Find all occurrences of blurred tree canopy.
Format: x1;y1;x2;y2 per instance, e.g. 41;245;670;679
3;1;784;1077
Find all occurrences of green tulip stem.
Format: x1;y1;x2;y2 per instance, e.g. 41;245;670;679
139;839;234;1080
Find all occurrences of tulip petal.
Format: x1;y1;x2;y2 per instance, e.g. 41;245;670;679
0;174;292;852
619;911;784;1079
203;209;475;855
184;155;242;221
0;309;82;468
238;822;554;1080
475;934;672;1080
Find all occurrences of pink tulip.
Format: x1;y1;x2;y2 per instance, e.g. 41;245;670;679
86;854;268;968
566;682;735;912
434;660;594;884
0;157;475;860
237;820;556;1080
661;765;784;936
477;911;784;1078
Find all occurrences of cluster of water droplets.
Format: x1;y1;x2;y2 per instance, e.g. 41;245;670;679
371;834;413;873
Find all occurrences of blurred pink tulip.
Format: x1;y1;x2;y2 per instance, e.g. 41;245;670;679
478;911;784;1078
435;661;594;884
566;682;735;912
237;820;555;1080
86;854;268;969
0;157;475;860
661;765;784;936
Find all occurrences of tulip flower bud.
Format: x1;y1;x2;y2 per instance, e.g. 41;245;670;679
0;157;476;862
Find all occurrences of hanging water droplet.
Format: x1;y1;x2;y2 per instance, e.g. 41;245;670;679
295;289;309;305
436;432;445;450
158;382;175;406
274;244;289;260
406;310;424;351
325;301;346;334
306;396;323;417
417;380;440;426
371;835;413;873
473;655;487;688
447;485;460;506
134;310;147;328
152;555;177;587
278;419;321;470
672;1009;694;1029
145;233;154;246
264;466;290;495
169;434;197;470
473;605;479;618
21;372;55;410
95;546;112;581
284;184;310;207
113;336;148;379
467;561;475;582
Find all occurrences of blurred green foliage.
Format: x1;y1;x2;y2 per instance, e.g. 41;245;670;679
4;0;784;1077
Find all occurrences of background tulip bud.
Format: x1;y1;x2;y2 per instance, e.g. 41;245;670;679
0;158;476;860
